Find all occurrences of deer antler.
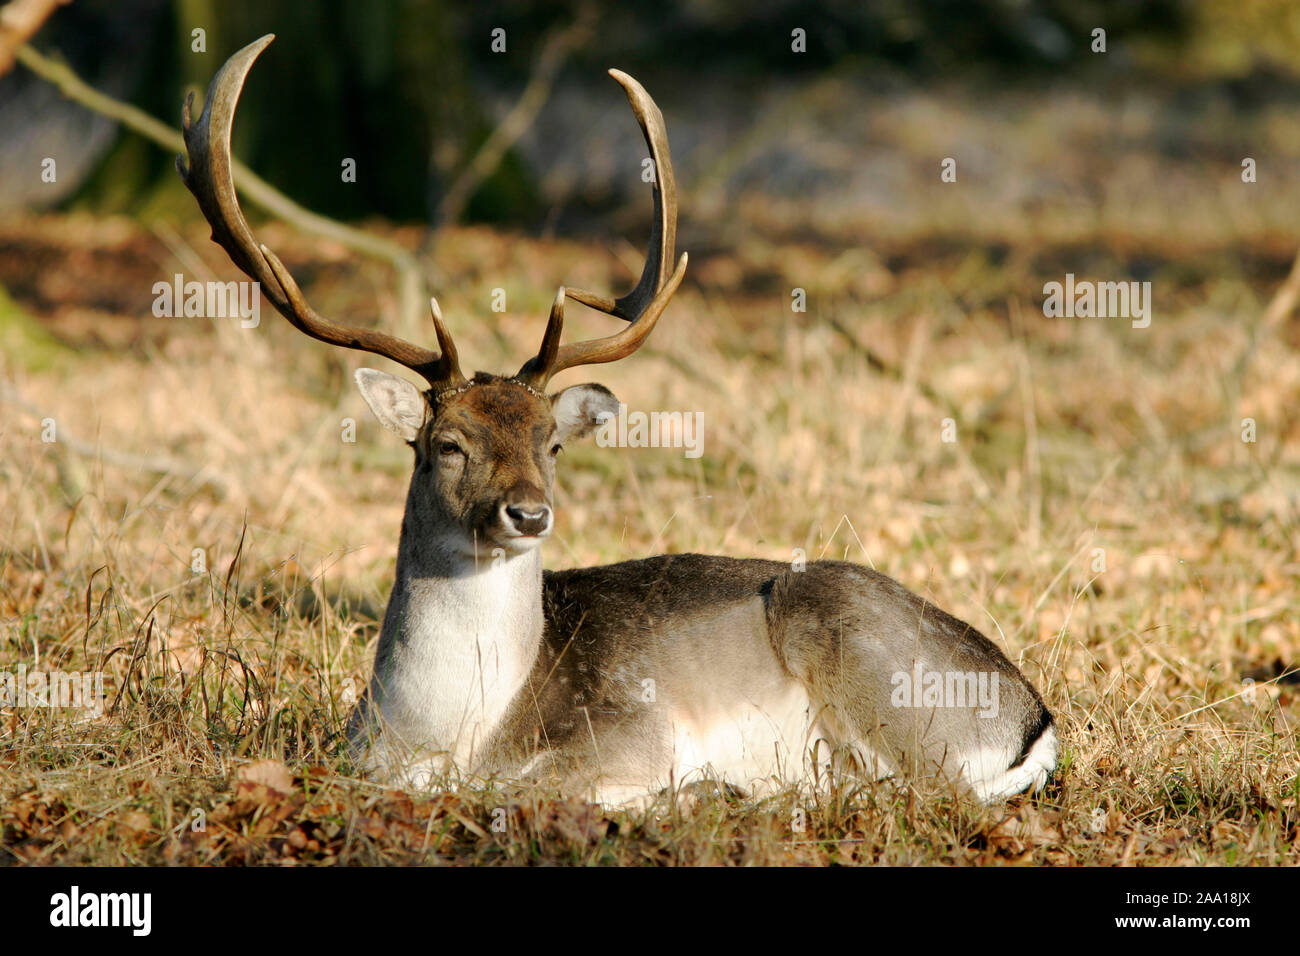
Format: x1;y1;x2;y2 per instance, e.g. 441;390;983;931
518;69;688;386
177;34;463;388
180;37;682;394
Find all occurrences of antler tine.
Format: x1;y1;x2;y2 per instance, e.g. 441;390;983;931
428;297;464;384
178;34;462;388
526;287;566;377
565;69;677;320
519;70;686;386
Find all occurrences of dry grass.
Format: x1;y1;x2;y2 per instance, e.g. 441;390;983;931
2;147;1299;864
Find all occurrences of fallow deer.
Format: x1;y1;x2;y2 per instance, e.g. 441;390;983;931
180;35;1058;807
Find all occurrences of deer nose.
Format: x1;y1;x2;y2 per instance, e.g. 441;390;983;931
502;501;551;536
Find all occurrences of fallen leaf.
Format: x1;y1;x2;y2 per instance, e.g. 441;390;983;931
987;807;1064;855
235;759;294;795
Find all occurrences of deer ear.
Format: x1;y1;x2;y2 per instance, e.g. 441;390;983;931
355;369;426;442
551;383;620;444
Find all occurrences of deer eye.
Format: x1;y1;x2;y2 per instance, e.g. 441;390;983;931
550;443;563;457
439;440;464;458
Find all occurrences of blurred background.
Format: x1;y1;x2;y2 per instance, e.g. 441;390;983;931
7;1;1300;332
6;1;1300;228
5;1;1300;371
1;0;1298;865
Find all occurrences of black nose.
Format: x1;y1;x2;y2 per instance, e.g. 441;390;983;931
504;503;551;536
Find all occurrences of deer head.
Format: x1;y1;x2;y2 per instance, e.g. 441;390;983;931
178;34;686;561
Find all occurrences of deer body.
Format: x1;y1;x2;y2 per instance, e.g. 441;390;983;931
182;35;1057;808
351;485;1057;805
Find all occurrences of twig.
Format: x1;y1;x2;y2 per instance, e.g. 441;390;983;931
1262;245;1300;333
1;377;233;495
433;5;596;230
14;41;425;333
0;0;65;76
828;313;963;423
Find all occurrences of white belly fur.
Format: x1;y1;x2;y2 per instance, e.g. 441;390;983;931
667;681;826;795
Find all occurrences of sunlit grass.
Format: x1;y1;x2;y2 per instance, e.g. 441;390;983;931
1;190;1297;864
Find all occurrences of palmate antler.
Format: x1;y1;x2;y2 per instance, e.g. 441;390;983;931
178;34;686;393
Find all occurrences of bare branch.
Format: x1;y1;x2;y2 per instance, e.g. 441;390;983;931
434;5;596;229
1262;245;1300;332
14;41;426;333
0;378;234;496
0;0;66;76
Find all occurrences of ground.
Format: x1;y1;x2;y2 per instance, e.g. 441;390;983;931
2;75;1299;863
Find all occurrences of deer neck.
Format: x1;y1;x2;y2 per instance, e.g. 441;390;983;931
369;491;544;769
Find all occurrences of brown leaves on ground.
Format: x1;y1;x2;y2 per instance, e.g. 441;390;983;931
2;791;73;862
0;762;633;866
985;806;1066;862
5;767;1296;865
234;759;295;808
499;798;613;845
37;761;615;865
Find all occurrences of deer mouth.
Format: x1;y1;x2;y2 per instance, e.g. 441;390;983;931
467;517;552;558
493;521;553;552
460;525;549;563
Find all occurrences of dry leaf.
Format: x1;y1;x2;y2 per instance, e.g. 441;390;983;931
235;759;294;795
119;810;152;834
988;807;1064;855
